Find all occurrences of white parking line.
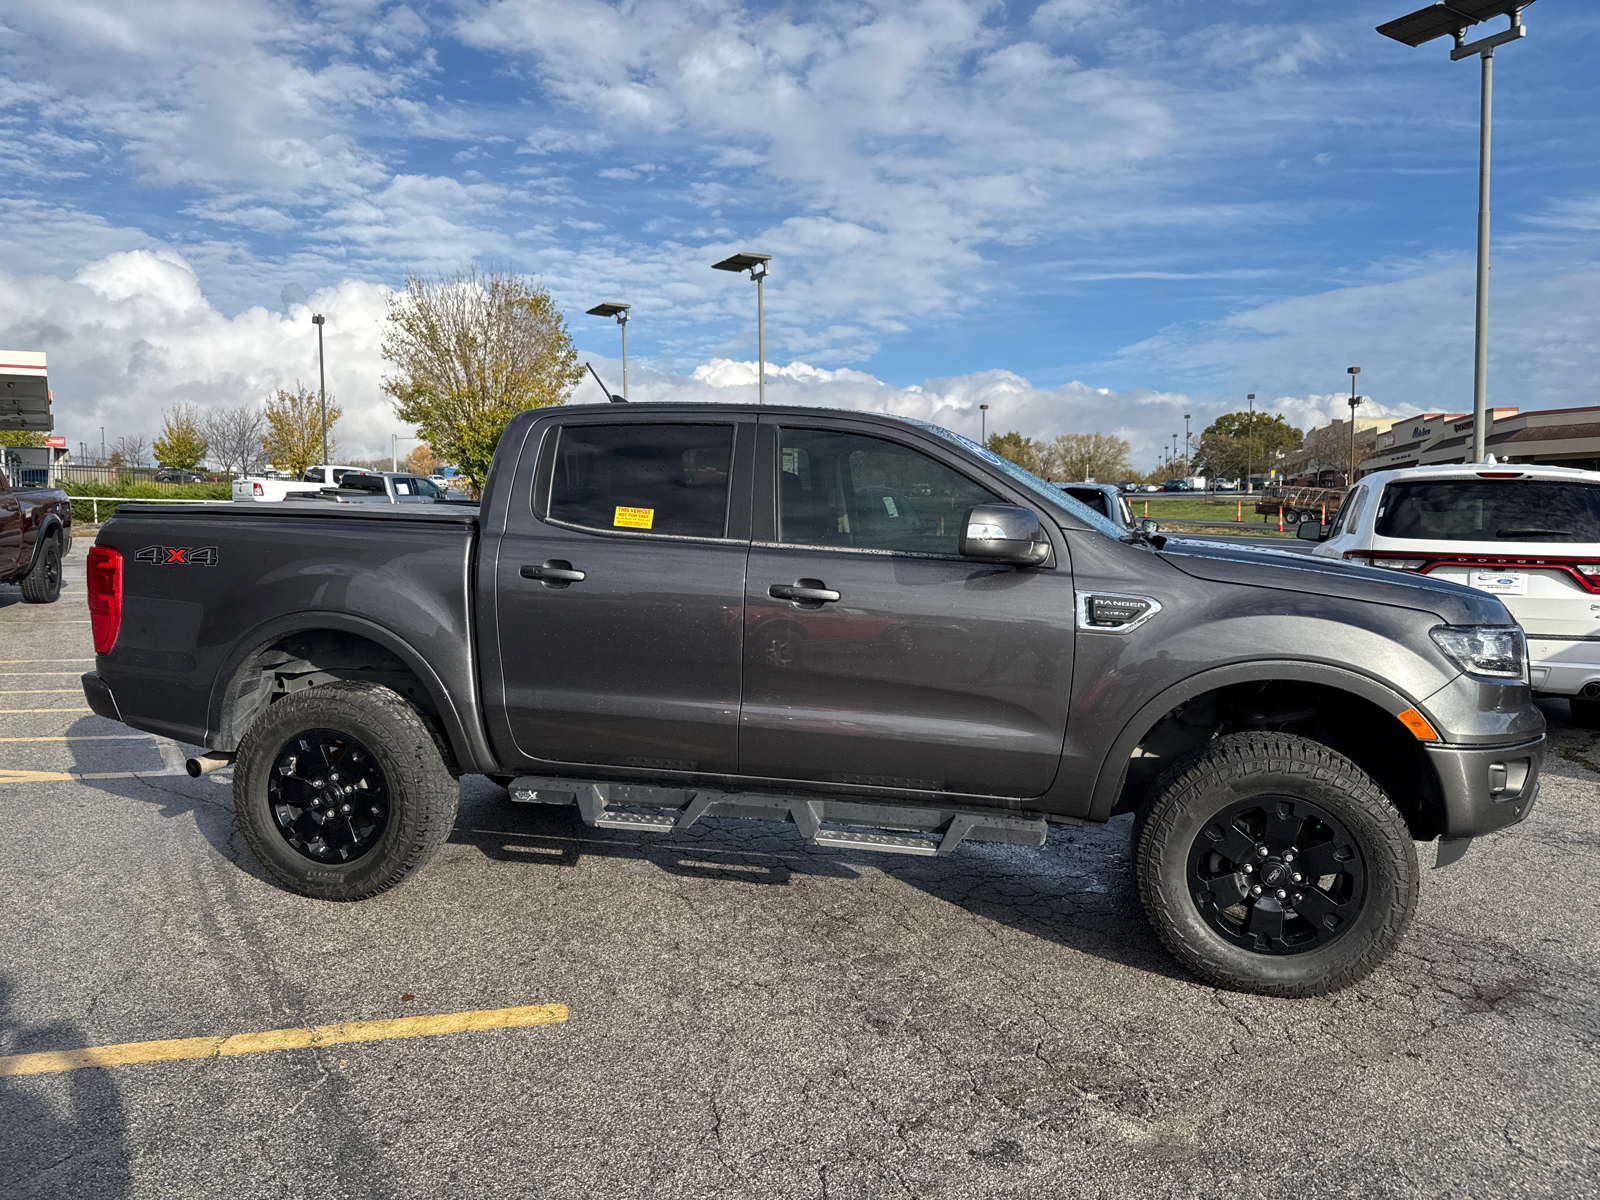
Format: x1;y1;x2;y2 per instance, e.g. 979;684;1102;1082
0;735;154;743
0;659;95;664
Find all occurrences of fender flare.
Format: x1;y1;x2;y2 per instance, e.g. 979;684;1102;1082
1086;659;1433;822
206;611;495;774
21;512;67;576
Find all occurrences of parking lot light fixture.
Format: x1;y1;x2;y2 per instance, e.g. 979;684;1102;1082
312;314;328;467
1246;394;1256;494
979;403;989;443
1348;367;1363;484
1378;0;1535;464
711;253;771;404
585;303;631;400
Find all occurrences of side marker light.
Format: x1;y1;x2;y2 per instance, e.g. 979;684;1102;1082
1396;707;1439;741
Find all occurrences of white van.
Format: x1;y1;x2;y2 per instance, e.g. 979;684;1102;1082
1309;461;1600;726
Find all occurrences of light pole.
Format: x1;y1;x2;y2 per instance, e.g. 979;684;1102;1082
979;404;989;444
1347;366;1363;484
1245;394;1256;493
312;313;328;466
1183;413;1191;475
1379;1;1534;464
585;303;631;400
391;434;420;473
711;252;771;404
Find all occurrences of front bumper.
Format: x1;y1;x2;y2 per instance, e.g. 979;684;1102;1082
1424;734;1543;840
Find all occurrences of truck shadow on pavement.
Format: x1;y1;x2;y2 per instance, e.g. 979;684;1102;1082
0;976;133;1200
451;785;1194;987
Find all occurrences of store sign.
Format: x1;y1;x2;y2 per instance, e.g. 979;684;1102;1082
1377;431;1395;449
1411;425;1434;439
43;435;66;447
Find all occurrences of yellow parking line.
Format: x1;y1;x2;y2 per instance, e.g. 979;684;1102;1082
0;659;94;664
0;1003;570;1077
0;689;83;695
0;769;169;784
0;708;92;715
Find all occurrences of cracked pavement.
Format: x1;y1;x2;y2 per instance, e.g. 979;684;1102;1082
2;540;1597;1198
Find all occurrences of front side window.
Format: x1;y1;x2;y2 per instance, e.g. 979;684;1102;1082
1329;485;1365;538
1374;480;1600;542
776;427;998;555
546;423;734;539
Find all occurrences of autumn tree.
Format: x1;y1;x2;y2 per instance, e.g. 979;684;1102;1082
1043;432;1134;482
263;383;341;477
152;403;208;469
382;267;584;495
985;431;1047;476
1193;411;1302;480
401;443;441;476
199;403;267;475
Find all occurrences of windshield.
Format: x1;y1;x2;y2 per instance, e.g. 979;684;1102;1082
904;418;1128;539
1375;479;1600;543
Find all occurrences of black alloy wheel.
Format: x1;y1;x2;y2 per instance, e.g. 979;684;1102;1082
267;729;390;863
1187;796;1365;955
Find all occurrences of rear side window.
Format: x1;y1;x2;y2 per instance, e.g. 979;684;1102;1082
1329;485;1366;537
342;475;387;494
1375;480;1600;542
546;423;734;539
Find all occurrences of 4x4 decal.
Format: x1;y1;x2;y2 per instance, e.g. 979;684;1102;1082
135;545;219;566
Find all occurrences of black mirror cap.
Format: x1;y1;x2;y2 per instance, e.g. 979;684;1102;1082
1296;521;1329;542
959;503;1050;566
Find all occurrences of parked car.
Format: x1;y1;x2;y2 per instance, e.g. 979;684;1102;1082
1058;482;1142;531
1162;478;1192;492
1118;480;1140;493
154;467;204;484
311;471;453;504
0;455;71;602
233;464;366;502
82;403;1545;997
1303;460;1600;728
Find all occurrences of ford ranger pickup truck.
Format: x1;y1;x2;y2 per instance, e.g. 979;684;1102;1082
79;404;1545;996
1;456;70;602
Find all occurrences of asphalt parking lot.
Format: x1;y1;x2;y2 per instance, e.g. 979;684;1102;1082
3;539;1597;1199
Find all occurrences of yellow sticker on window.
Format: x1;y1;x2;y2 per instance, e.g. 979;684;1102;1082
614;506;655;529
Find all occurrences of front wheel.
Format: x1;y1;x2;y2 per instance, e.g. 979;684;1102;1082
233;682;459;900
1134;732;1418;997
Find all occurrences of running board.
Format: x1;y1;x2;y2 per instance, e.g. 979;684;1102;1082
506;776;1048;858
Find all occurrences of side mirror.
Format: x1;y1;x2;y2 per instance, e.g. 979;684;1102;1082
1140;518;1160;535
1296;521;1329;542
960;504;1050;566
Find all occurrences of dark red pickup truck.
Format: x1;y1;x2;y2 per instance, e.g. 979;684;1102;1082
0;457;71;602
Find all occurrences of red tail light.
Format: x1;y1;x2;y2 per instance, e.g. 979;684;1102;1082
252;481;264;495
86;546;123;654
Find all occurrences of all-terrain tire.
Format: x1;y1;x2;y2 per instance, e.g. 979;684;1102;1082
233;681;459;901
19;535;62;603
1569;698;1600;730
1133;731;1419;997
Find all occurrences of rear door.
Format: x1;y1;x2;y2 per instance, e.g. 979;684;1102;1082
740;417;1075;798
491;414;754;773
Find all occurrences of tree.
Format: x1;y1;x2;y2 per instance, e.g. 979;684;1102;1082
263;383;340;477
985;431;1047;476
1193;411;1302;481
1043;432;1134;482
0;431;45;448
382;267;584;495
112;434;150;468
199;403;266;475
401;443;441;476
152;403;208;469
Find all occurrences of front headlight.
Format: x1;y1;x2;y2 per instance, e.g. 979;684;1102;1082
1430;625;1528;681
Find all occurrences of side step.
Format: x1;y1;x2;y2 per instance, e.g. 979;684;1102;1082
506;777;1048;859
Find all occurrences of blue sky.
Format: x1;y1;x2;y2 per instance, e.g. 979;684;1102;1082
1;0;1596;467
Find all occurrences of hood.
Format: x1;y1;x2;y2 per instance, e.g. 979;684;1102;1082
1157;538;1510;626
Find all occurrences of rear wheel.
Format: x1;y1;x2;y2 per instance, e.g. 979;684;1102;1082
1134;732;1418;997
233;682;458;900
1570;698;1600;730
19;536;62;603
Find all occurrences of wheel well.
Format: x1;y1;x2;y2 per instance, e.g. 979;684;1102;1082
1113;680;1446;841
216;629;457;773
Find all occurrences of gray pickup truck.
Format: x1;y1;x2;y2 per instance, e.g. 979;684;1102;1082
80;403;1545;996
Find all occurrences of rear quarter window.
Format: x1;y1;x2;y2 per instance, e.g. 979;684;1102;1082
1374;479;1600;542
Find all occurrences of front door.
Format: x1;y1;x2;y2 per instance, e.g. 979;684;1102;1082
493;417;752;774
740;420;1075;798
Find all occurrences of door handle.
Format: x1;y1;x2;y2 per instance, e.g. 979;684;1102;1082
522;561;586;586
770;582;840;603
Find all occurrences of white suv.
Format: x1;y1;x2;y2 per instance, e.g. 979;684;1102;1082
1308;461;1600;726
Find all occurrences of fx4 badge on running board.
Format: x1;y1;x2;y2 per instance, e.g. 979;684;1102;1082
135;545;219;566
